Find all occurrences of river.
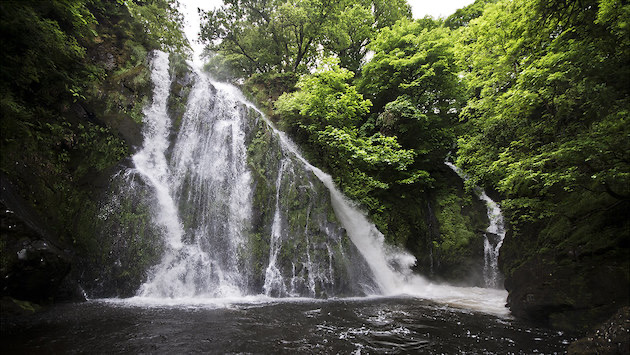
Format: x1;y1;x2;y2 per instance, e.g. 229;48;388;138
1;297;573;354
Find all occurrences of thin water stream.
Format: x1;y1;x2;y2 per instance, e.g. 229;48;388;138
445;161;506;288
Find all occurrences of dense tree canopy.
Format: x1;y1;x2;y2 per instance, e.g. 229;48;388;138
199;0;411;78
359;18;463;170
444;0;498;29
275;58;418;208
456;0;630;220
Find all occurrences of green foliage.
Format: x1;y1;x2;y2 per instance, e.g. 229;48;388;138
275;58;420;209
444;0;498;29
0;0;96;106
124;0;190;55
377;96;454;167
434;191;477;261
269;15;471;250
0;0;187;280
276;58;371;131
456;0;629;209
243;72;299;114
360;18;463;113
453;0;630;290
321;4;375;72
357;18;464;188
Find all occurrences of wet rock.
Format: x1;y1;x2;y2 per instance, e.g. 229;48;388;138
568;306;630;354
501;235;630;331
1;175;72;303
1;204;70;303
424;165;490;287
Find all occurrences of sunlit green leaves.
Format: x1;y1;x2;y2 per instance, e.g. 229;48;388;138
275;57;422;205
361;18;462;114
455;0;630;223
275;57;371;130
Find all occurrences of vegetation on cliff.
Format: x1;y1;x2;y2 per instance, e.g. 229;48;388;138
455;0;629;329
0;0;188;301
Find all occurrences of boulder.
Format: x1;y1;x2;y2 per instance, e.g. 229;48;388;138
502;243;629;331
568;306;630;354
0;179;71;303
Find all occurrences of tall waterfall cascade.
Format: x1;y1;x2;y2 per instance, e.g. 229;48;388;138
116;51;509;316
444;162;506;288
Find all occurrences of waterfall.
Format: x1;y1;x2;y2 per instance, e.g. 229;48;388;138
126;52;375;298
262;159;289;297
130;51;419;298
444;162;506;288
136;53;254;298
114;51;508;316
479;191;505;288
131;51;184;251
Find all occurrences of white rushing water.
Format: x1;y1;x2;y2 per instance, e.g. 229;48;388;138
263;159;289;297
444;162;506;288
261;121;509;316
122;50;509;317
131;51;184;251
135;55;253;298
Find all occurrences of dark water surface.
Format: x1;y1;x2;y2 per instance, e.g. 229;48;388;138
1;297;573;354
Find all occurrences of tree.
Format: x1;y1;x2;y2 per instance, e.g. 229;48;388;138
358;18;463;175
200;0;411;78
455;0;629;220
444;0;498;29
125;0;190;55
359;18;462;113
275;58;371;131
200;0;341;76
322;4;375;73
275;58;418;205
322;0;412;72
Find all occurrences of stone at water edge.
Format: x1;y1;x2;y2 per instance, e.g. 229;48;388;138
568;306;630;355
1;202;70;303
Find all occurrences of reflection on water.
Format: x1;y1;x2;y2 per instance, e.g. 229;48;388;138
2;297;573;354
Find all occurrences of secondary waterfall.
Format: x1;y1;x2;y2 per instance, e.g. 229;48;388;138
110;51;509;316
131;51;184;252
444;162;506;288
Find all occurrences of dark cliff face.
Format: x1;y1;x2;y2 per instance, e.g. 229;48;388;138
0;176;72;303
499;199;630;332
428;165;489;287
0;2;164;302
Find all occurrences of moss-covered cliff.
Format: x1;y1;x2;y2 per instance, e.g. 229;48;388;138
242;74;492;288
0;0;187;302
245;111;377;297
499;194;629;331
